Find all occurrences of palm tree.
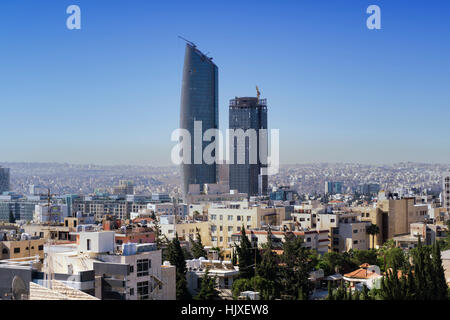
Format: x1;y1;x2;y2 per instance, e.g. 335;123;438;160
366;224;380;249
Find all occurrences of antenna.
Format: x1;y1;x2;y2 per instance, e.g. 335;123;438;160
178;35;196;48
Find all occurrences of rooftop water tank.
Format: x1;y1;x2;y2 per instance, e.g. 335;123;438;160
122;243;137;256
20;233;30;241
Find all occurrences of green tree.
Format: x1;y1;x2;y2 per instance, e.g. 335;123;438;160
431;241;448;300
232;278;252;299
236;226;257;279
279;232;314;300
190;229;207;259
351;249;378;266
167;233;191;300
256;228;279;286
194;268;219;300
251;275;276;300
384;247;406;271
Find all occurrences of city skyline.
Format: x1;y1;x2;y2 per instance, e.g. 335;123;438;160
1;0;450;166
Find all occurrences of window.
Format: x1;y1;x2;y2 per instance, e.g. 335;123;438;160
129;265;134;273
86;239;91;251
306;237;311;242
137;259;150;277
237;226;241;232
129;288;134;296
353;240;358;244
210;215;217;220
247;216;251;222
65;220;68;227
220;215;223;221
220;237;223;242
353;230;358;234
73;221;77;228
38;245;44;251
220;226;223;231
14;248;20;254
137;281;149;300
228;215;233;221
237;216;241;221
228;226;233;232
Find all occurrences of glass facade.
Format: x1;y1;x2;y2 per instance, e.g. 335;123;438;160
229;97;268;196
0;201;36;222
180;43;218;197
0;167;10;194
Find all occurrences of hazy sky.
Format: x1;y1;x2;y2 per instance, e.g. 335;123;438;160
1;0;449;166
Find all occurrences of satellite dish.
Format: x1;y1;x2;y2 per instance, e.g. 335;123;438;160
11;276;28;300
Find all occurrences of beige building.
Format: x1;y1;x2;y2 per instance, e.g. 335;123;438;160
207;202;289;249
0;238;46;261
290;211;370;252
358;194;427;247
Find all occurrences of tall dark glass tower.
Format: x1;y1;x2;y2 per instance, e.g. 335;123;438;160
0;167;10;194
229;97;268;196
180;43;218;197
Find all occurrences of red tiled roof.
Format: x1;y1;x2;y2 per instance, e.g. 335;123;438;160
344;268;379;279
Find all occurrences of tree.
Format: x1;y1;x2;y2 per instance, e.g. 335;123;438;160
318;251;357;276
232;278;252;299
235;226;257;279
351;249;378;266
431;241;448;300
326;281;334;300
167;233;191;300
256;228;279;283
384;247;406;271
251;275;276;300
280;232;314;300
190;229;207;259
366;224;380;249
153;218;163;250
194;268;219;300
378;236;449;300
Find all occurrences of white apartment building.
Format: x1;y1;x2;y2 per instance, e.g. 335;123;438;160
49;231;176;300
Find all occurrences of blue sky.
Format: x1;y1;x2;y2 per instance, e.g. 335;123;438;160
0;0;449;165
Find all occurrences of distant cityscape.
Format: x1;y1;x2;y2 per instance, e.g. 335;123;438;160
1;162;448;198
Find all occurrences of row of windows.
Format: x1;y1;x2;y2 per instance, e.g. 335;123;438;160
211;225;251;233
210;214;252;222
211;236;233;243
136;259;151;277
2;245;44;255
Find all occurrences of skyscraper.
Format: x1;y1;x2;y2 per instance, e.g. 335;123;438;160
325;181;343;195
180;42;219;197
443;172;450;210
0;167;10;194
229;96;268;196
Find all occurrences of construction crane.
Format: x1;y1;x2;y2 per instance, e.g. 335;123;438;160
43;188;58;290
256;86;261;102
178;35;196;48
